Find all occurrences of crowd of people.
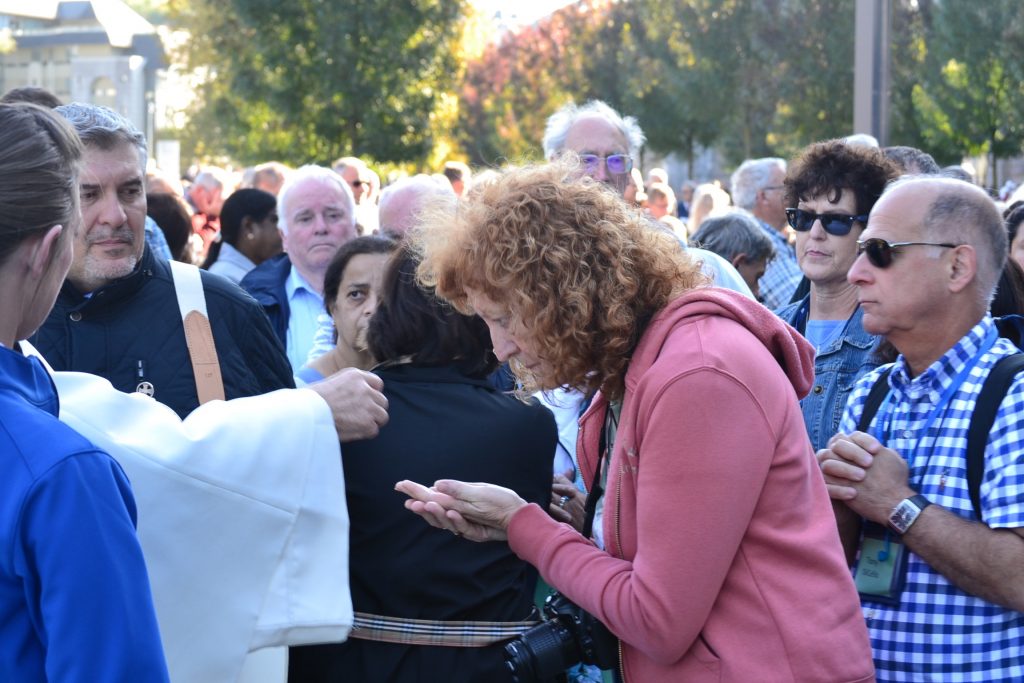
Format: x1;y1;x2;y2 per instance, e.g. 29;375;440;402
2;81;1024;683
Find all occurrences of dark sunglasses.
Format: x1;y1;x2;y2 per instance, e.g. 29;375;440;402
785;208;869;236
857;237;959;268
351;179;369;188
579;153;632;175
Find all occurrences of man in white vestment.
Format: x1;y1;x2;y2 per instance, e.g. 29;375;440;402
26;344;387;683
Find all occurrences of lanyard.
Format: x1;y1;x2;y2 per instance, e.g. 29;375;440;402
875;325;998;473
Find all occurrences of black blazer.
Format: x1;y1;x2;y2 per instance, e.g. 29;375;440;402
290;363;556;683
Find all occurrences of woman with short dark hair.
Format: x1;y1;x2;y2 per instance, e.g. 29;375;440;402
289;248;555;682
202;188;281;282
776;140;899;452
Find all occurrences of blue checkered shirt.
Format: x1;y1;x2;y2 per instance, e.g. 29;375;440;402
840;317;1024;682
756;222;802;309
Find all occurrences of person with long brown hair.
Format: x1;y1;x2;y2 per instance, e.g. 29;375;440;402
398;162;874;682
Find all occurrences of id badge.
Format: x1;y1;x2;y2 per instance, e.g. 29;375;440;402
853;521;909;607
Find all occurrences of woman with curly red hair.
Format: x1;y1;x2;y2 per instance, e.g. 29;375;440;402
397;162;875;682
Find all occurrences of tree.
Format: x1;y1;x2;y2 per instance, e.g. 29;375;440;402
168;0;467;167
908;0;1024;185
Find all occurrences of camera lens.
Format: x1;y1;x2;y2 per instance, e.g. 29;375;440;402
503;620;579;682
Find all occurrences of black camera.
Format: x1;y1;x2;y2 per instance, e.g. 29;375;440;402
503;592;619;683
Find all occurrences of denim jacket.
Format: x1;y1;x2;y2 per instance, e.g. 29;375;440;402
776;295;880;451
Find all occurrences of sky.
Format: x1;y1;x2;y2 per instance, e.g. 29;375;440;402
471;0;577;27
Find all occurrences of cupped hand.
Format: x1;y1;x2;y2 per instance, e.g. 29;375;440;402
395;479;528;542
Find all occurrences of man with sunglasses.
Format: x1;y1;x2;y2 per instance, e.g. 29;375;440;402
819;176;1024;682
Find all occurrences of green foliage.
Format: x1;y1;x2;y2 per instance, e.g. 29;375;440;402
169;0;467;167
171;0;1024;175
906;0;1024;179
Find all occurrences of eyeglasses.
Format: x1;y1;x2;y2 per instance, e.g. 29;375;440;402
856;237;959;268
785;208;868;236
579;153;632;175
351;179;369;188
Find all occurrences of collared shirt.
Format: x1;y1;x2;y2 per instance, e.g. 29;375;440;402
284;267;324;371
757;222;802;309
144;215;173;260
207;243;257;285
840;316;1024;682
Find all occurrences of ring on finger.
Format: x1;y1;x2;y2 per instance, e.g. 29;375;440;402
558;495;570;509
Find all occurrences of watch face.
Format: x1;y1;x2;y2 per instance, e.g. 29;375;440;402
889;500;917;534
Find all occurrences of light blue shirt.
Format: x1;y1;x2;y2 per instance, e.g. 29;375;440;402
284;268;324;371
207;243;256;285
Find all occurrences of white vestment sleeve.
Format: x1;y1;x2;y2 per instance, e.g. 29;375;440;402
42;360;351;683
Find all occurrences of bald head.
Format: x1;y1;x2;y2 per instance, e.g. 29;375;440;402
874;176;1006;301
378;175;455;239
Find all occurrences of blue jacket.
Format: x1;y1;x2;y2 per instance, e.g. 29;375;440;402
239;253;292;349
0;345;168;681
776;295;881;451
31;246;293;419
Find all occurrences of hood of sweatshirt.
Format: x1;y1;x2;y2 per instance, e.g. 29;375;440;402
627;286;815;399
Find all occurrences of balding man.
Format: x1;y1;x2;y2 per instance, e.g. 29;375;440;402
819;177;1024;681
241;165;358;369
377;174;455;240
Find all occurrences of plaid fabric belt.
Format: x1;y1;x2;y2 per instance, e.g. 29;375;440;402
350;611;541;647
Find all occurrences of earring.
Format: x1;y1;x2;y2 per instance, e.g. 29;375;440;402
246;232;255;240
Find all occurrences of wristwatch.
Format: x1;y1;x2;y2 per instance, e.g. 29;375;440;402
887;494;932;535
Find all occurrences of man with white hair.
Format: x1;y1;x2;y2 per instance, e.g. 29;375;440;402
543;99;752;297
730;157;802;309
241;165;359;369
304;174;456;364
819;177;1024;681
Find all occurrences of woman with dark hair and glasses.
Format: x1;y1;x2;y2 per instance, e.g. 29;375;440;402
201;188;281;283
775;140;899;451
288;247;554;682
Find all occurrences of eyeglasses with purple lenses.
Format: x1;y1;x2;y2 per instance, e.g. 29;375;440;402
579;153;632;175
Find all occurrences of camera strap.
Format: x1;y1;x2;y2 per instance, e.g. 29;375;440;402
582;402;618;539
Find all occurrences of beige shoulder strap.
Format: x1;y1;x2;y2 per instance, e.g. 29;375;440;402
169;261;225;404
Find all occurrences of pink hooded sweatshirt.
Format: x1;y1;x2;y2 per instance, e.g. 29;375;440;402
508;288;874;682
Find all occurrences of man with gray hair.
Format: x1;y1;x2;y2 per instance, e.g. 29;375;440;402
543;99;752;296
242;164;359;369
22;101;389;682
731;157;802;308
31;103;293;418
819;176;1024;681
691;209;777;300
